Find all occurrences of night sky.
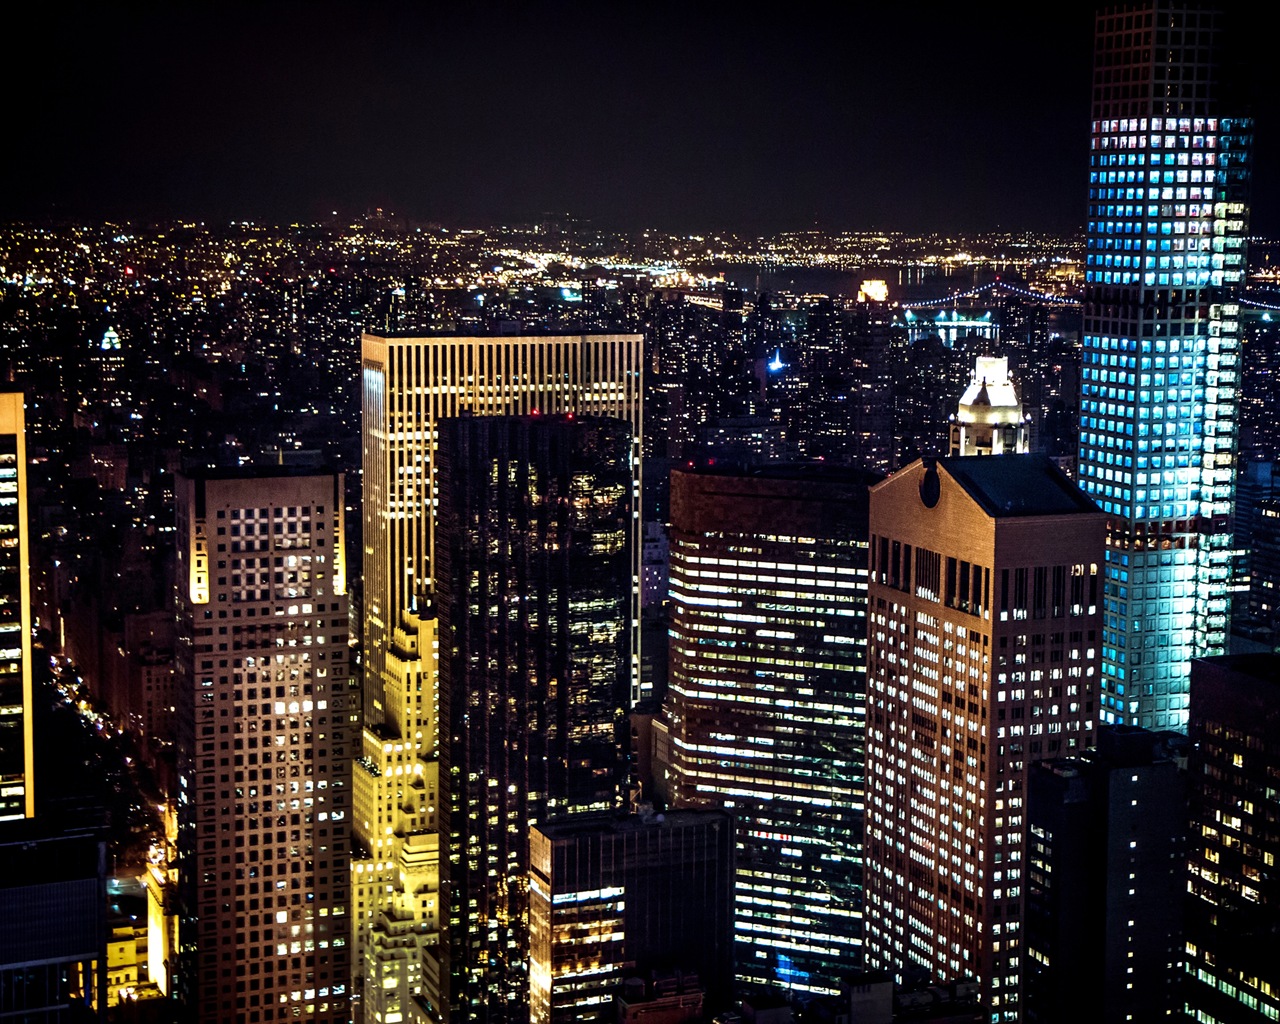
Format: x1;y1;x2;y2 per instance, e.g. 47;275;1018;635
4;4;1276;235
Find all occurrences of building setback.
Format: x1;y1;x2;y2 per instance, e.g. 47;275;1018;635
175;469;352;1023
528;808;735;1024
351;604;443;1022
657;464;875;997
864;455;1105;1021
1184;654;1280;1023
434;414;633;1022
1080;2;1252;730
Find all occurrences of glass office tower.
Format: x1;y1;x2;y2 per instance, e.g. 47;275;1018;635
434;414;633;1022
1079;2;1251;729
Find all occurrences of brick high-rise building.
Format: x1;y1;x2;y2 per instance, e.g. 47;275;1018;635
175;469;352;1023
863;456;1105;1021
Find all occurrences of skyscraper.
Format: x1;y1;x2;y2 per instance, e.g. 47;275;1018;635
658;464;874;997
864;456;1104;1021
949;356;1030;458
0;392;32;822
360;332;643;712
175;469;351;1023
351;605;443;1022
434;414;634;1021
1184;653;1280;1024
1079;2;1252;730
357;333;642;1022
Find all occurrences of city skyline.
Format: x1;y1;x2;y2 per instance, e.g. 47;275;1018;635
5;5;1278;236
2;3;1280;1021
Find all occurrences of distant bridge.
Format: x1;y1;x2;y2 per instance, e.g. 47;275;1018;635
902;279;1280;314
899;280;1077;310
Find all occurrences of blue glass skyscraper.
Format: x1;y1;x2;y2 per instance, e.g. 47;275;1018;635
1080;2;1251;730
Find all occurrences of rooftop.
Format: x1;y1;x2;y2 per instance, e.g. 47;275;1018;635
673;460;882;488
1193;653;1280;685
938;455;1099;518
535;807;731;841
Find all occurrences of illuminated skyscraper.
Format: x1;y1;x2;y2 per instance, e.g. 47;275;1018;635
360;333;643;713
0;392;32;822
949;356;1030;458
1023;726;1186;1024
92;325;125;409
658;464;874;997
351;605;444;1022
1079;2;1252;730
864;456;1104;1020
434;414;634;1021
175;469;351;1023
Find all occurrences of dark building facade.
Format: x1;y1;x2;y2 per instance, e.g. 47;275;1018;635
1184;654;1280;1023
528;808;735;1024
1024;726;1186;1024
658;464;876;997
0;821;108;1021
435;414;633;1021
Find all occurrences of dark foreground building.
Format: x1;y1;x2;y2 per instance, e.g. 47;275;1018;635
1024;726;1187;1024
0;819;108;1021
1184;654;1280;1023
528;808;734;1023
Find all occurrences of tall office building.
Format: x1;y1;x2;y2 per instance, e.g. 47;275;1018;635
434;414;634;1021
864;456;1105;1021
357;334;642;1022
1080;3;1252;729
0;392;32;822
528;808;735;1024
1184;653;1280;1024
360;332;643;713
658;464;874;997
175;469;352;1023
